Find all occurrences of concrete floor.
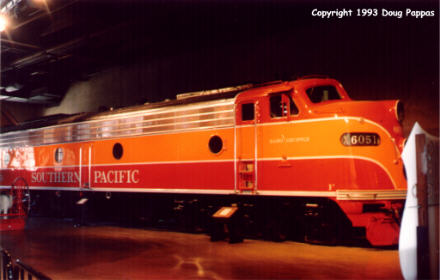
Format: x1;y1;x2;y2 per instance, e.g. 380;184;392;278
0;218;403;279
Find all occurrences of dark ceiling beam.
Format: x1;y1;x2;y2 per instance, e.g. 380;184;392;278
2;36;84;71
3;15;148;73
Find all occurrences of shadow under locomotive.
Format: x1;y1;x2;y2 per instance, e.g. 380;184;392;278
30;190;383;247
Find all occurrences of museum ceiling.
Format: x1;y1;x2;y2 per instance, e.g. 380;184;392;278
0;0;437;105
0;0;313;105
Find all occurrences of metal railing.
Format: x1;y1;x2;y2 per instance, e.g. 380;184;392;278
1;249;51;280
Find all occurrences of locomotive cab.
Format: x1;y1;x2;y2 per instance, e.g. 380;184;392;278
234;78;406;245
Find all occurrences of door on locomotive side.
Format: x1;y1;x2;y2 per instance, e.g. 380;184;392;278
235;99;259;193
260;91;300;189
79;144;93;191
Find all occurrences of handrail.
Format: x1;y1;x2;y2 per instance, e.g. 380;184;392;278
0;249;51;280
1;250;13;280
15;259;51;280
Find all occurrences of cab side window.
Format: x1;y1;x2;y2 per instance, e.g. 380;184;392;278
270;95;285;118
306;85;341;103
241;103;255;121
290;98;299;115
270;92;299;118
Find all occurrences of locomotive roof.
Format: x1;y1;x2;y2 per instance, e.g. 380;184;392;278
0;81;273;133
0;77;340;134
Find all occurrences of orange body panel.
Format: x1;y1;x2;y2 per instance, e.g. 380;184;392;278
0;77;406;193
0;77;407;246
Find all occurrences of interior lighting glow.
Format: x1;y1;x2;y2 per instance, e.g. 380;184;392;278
31;0;51;14
31;0;48;6
0;14;8;32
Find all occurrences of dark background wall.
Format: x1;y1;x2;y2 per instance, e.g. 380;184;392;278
4;1;439;137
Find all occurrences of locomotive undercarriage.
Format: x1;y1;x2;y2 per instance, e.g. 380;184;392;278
29;190;391;246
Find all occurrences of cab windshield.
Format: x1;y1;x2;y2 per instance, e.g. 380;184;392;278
306;85;341;103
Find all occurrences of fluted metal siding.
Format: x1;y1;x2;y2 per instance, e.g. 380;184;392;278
0;99;235;148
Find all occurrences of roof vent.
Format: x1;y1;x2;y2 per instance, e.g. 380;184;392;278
176;84;253;100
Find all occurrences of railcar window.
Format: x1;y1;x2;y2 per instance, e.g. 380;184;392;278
306;85;341;103
54;148;64;163
113;143;123;160
241;103;255;121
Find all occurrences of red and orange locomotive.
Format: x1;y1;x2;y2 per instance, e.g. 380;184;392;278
0;77;406;245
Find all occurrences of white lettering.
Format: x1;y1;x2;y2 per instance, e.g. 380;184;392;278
74;171;80;183
31;169;140;185
92;169;140;185
405;9;435;18
311;8;353;19
68;172;73;183
118;170;125;184
131;170;140;184
94;171;102;184
31;171;80;184
31;172;38;183
107;170;114;184
381;9;403;19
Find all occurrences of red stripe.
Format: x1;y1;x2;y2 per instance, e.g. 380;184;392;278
92;162;234;189
1;157;394;192
259;158;393;191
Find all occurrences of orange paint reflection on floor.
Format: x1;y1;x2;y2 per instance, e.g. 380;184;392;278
0;218;403;279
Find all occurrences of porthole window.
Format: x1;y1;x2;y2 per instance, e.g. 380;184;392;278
54;147;64;163
113;143;123;160
209;136;223;154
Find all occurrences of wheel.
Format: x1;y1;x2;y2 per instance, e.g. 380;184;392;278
304;219;337;245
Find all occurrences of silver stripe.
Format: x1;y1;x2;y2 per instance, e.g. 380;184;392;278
79;147;82;189
88;145;92;189
233;103;237;193
0;99;235;148
89;99;235;121
254;106;258;191
336;190;407;200
22;186;234;195
1;115;234;143
0;185;406;200
257;190;336;197
3;109;233;142
0;120;235;147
